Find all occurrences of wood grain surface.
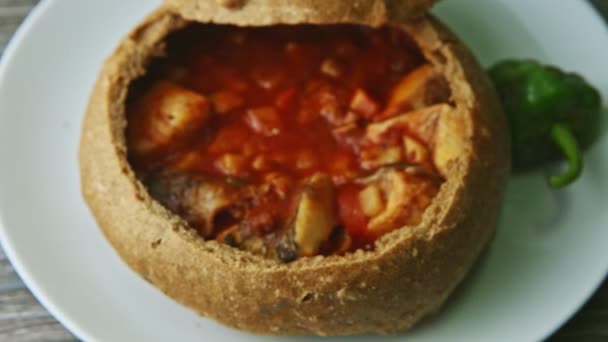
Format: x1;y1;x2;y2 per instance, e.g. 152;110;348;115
0;1;606;341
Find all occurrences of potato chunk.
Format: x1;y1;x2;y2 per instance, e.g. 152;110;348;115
359;184;384;217
350;89;380;119
293;174;338;256
127;81;210;157
383;64;438;117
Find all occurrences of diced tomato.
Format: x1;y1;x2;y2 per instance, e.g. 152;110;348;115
329;152;357;182
224;78;249;92
302;80;352;126
350;89;380;119
246;106;282;136
275;87;297;111
296;108;318;125
207;122;251;154
211;91;244;114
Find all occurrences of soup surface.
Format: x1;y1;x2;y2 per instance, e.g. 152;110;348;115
127;24;450;261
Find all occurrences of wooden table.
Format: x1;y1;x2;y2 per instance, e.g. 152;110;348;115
0;1;607;341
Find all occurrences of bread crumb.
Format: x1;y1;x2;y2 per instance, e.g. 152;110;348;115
337;288;359;301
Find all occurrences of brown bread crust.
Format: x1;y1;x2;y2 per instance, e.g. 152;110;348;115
79;3;510;335
165;0;438;26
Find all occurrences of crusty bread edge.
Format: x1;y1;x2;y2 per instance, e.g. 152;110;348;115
164;0;438;27
78;4;510;336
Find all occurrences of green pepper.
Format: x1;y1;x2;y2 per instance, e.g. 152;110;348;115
489;59;602;188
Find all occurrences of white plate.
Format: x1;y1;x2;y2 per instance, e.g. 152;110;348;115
0;0;607;341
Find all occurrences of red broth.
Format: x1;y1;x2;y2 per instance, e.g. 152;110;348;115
126;24;447;259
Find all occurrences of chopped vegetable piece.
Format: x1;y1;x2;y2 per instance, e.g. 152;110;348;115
383;64;438;118
379;146;403;164
252;155;272;171
216;153;248;176
296;149;318;171
246;106;282;136
211;91;244;114
292;174;338;256
359;185;385;217
350;89;380;119
361;146;403;169
320;58;343;78
127;81;210;157
275;87;297;111
303;80;353;126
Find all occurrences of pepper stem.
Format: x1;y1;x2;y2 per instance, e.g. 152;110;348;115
548;123;583;188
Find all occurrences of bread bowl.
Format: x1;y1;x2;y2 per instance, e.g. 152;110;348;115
79;0;510;335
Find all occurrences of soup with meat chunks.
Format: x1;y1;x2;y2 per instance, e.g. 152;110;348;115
126;24;452;262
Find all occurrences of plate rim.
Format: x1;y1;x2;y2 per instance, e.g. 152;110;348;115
0;0;95;340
